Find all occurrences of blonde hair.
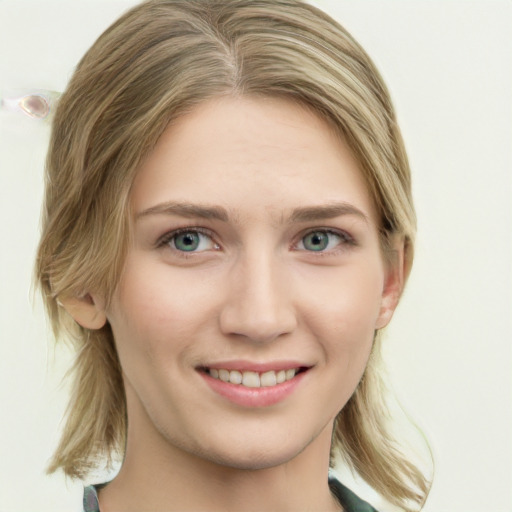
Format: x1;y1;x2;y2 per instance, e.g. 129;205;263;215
36;0;429;508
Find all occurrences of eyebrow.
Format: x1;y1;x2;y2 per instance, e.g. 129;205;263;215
135;200;369;225
136;201;229;222
288;202;369;224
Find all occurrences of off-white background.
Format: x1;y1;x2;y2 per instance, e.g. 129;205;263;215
1;1;511;511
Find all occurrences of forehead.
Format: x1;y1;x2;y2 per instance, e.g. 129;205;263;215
131;96;376;225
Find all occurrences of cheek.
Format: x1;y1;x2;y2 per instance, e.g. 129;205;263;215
113;259;213;334
106;269;200;402
300;260;384;357
107;258;223;379
303;258;383;322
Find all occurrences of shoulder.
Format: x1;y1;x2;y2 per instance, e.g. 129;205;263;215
328;478;380;512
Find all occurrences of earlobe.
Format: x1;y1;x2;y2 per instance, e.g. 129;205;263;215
59;294;107;330
375;239;406;330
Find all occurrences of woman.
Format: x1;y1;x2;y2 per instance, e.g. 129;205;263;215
36;0;430;510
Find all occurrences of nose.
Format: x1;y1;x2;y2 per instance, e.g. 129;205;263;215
219;252;297;343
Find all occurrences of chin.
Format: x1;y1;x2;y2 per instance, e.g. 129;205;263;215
185;425;326;472
200;446;306;471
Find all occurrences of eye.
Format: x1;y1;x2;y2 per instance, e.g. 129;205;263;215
297;230;351;252
161;229;218;253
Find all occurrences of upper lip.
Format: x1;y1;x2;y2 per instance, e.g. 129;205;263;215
198;360;311;373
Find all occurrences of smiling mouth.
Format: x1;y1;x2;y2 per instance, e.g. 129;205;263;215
199;367;309;388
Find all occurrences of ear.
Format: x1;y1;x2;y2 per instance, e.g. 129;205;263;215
59;293;107;330
375;237;406;330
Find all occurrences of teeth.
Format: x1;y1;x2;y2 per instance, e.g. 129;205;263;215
229;370;243;384
208;368;299;387
242;371;260;388
218;369;230;382
260;371;277;387
285;368;296;380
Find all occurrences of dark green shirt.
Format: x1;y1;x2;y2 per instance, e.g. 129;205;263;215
83;478;378;511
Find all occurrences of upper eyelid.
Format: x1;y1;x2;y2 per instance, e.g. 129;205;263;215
156;226;217;248
293;227;355;245
290;231;356;259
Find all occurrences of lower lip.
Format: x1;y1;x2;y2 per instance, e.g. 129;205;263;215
199;370;308;408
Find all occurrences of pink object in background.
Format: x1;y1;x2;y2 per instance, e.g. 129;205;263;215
1;89;59;120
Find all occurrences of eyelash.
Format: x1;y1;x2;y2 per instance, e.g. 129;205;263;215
157;227;219;258
157;227;356;257
294;229;356;255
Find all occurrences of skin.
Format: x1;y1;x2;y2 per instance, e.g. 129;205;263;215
66;96;404;512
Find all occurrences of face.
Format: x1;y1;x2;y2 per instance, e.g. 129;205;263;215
101;96;402;470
